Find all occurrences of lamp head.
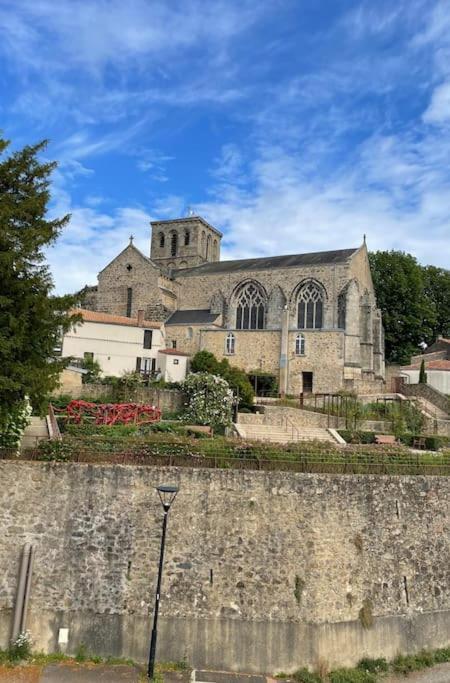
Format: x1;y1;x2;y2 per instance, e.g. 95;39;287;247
157;484;179;511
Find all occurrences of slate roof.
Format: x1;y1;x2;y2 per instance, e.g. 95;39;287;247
165;309;220;325
173;247;359;277
71;309;161;329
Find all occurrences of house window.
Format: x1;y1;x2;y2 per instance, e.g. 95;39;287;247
184;230;190;246
159;232;165;248
84;351;94;362
235;281;266;329
225;332;235;355
297;281;324;329
126;287;133;317
172;340;177;349
143;329;153;349
295;334;305;356
170;231;178;256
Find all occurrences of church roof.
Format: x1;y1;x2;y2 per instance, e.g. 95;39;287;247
165;309;220;325
151;215;223;237
173;247;359;277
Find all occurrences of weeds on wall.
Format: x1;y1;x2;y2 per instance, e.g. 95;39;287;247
358;599;374;629
294;576;305;605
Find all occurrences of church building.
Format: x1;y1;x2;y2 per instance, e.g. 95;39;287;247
81;215;385;395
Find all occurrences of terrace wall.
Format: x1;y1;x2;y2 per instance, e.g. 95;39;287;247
0;462;448;673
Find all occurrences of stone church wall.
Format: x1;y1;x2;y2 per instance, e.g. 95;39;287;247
96;246;161;319
0;462;448;673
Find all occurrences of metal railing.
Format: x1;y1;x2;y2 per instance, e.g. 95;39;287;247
6;445;449;476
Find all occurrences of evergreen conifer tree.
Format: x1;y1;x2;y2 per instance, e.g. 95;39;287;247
0;137;78;426
418;359;427;384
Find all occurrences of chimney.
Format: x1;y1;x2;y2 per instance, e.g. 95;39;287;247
137;309;145;327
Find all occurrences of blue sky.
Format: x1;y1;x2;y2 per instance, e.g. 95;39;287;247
1;0;450;293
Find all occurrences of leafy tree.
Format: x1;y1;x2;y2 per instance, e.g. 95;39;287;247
190;350;254;407
369;251;436;364
182;372;233;428
81;356;102;384
418;359;427;384
0;137;78;427
423;265;450;342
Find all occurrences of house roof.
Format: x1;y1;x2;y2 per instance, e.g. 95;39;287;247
158;348;191;357
402;360;450;372
165;309;220;325
71;309;161;329
173;247;358;277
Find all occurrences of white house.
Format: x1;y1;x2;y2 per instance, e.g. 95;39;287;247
62;309;190;382
157;349;190;383
63;309;164;377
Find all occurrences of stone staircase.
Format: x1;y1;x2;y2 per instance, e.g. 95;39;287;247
20;416;50;450
235;421;340;444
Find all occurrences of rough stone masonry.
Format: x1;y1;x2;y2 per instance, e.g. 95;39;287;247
0;462;448;672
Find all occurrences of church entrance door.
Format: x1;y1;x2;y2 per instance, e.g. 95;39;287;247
302;372;313;393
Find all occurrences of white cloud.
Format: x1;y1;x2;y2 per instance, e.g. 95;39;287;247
423;81;450;123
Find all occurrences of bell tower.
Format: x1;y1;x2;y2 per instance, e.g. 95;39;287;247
150;215;222;270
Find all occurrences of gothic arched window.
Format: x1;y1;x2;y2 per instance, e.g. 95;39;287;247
184;230;190;246
295;333;305;355
201;231;206;256
235;282;266;329
225;332;235;355
213;239;218;259
159;232;165;248
170;231;178;257
206;234;211;259
297;281;324;329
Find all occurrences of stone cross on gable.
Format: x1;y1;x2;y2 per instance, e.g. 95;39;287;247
129;234;134;245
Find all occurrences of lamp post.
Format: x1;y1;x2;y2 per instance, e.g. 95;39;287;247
147;484;179;680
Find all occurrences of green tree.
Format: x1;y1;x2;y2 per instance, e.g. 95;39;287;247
190;350;254;407
369;251;436;364
0;137;78;427
423;265;450;342
81;356;102;384
418;359;427;384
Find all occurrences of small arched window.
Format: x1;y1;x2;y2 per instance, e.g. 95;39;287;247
159;232;165;248
297;281;324;329
206;234;211;259
186;327;193;340
213;239;218;259
235;281;266;329
170;231;178;257
201;231;206;256
338;291;346;330
225;332;235;355
295;334;305;356
184;230;190;246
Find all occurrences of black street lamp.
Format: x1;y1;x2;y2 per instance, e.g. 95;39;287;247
147;484;179;680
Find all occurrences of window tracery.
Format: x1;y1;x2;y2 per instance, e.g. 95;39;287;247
235;282;266;329
297;281;324;329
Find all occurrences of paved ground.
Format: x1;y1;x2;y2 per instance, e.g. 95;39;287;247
1;663;449;683
384;662;450;683
40;664;141;682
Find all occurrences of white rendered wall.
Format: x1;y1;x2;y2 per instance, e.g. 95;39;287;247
62;321;164;376
159;355;188;383
401;370;450;394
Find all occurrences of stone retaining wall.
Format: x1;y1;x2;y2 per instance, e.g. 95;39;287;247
0;462;448;672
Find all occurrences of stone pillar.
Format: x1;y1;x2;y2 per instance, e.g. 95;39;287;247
279;306;289;396
360;295;374;372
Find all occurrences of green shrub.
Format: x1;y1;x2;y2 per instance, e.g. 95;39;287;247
292;668;322;683
337;430;375;444
433;647;450;663
357;657;388;673
8;631;33;661
329;668;376;683
36;439;74;461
